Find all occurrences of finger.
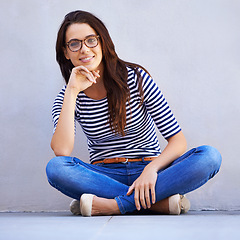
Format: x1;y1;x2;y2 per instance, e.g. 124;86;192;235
127;183;135;196
74;66;96;81
145;187;151;209
88;71;97;83
92;70;100;78
134;188;141;211
74;65;91;73
151;185;156;204
72;67;88;78
127;187;132;196
140;187;147;209
80;70;96;83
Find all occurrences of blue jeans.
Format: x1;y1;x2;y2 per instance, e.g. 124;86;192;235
46;145;222;214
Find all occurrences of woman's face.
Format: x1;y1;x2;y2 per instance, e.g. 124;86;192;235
64;23;103;72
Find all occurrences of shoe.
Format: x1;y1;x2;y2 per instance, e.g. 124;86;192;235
70;199;81;215
180;195;191;214
80;194;95;217
169;194;190;215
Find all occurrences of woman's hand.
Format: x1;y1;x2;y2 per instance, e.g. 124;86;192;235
126;131;187;211
67;65;100;94
51;65;100;156
127;165;158;210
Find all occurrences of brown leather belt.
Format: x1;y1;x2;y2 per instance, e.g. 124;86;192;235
92;157;156;165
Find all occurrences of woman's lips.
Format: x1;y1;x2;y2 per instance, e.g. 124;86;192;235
79;56;94;63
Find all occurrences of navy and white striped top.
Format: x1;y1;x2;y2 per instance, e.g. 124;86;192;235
52;67;181;163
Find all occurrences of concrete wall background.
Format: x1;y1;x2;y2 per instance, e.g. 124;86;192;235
0;0;239;211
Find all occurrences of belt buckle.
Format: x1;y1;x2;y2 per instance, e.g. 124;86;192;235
122;158;128;164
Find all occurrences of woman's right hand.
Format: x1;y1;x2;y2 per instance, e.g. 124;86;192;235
67;65;100;94
51;65;100;156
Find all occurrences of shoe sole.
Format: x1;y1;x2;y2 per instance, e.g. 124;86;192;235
70;199;81;215
180;195;190;213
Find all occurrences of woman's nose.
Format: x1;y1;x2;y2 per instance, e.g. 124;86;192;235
80;43;90;53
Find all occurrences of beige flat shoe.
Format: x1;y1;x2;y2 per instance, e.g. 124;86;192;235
169;194;190;215
80;194;95;217
69;199;81;215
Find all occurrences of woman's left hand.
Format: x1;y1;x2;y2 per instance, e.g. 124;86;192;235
127;165;158;210
126;132;187;211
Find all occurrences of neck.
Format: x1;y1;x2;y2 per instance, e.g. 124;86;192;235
84;75;107;100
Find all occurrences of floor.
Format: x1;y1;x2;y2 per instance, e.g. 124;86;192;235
1;211;240;240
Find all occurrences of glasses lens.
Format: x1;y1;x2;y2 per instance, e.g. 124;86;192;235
85;36;98;48
68;40;81;52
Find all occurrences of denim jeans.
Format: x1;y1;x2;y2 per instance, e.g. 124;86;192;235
46;145;222;214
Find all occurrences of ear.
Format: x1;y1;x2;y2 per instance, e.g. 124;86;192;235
63;47;70;60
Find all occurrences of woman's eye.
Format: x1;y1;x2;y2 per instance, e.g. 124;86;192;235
86;37;97;44
70;41;80;48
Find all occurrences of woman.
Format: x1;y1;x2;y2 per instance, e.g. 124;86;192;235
46;10;222;216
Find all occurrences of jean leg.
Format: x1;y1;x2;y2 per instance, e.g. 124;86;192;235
46;156;129;201
116;145;222;214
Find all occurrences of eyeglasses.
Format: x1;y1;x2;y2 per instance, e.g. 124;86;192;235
66;35;100;52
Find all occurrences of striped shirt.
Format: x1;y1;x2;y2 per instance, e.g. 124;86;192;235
52;67;181;163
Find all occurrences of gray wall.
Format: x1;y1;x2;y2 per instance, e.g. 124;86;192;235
0;0;239;211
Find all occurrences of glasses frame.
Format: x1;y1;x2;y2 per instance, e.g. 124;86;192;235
66;35;100;52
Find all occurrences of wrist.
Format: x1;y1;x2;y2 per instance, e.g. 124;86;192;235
146;156;168;172
66;85;80;98
144;161;159;173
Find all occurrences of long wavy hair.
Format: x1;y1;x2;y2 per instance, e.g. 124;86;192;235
56;10;147;136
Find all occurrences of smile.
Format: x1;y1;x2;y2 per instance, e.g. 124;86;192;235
80;56;94;63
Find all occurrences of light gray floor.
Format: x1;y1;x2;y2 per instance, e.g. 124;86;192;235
1;211;240;240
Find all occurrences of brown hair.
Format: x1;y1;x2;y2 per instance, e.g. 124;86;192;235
56;10;146;135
